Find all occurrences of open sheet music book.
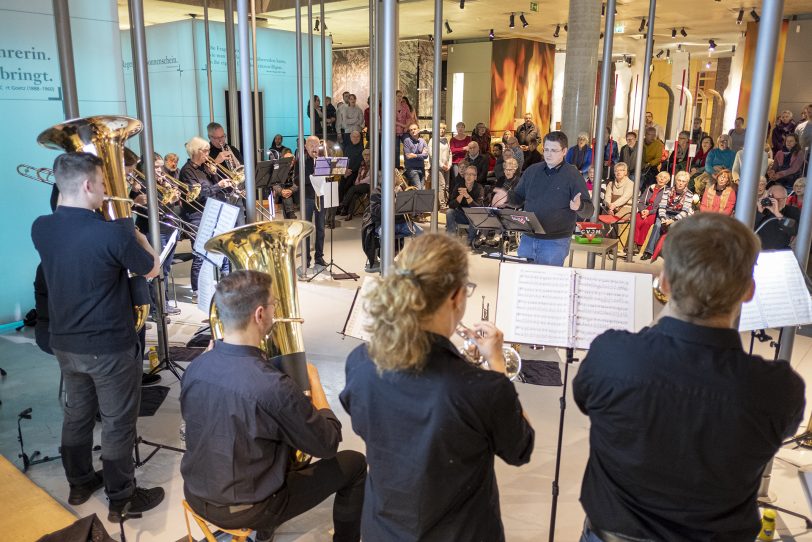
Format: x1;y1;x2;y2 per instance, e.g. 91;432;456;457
495;262;654;350
343;276;381;341
739;250;812;331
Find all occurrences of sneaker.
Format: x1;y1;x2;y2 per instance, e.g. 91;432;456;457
108;486;165;522
315;258;328;267
164;306;181;316
68;470;104;505
364;264;381;273
141;372;161;386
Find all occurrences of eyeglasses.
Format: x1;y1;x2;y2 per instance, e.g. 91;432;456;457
465;282;477;297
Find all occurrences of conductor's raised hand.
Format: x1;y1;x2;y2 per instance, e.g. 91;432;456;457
570;192;582;211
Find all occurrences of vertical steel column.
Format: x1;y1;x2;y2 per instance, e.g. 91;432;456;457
625;0;656;263
129;0;169;358
588;0;616;268
224;0;240;141
368;0;376;186
204;0;214;122
429;0;442;233
320;0;328;149
380;0;397;273
251;0;261;162
52;0;79;119
295;0;307;224
370;0;381;190
308;0;316;136
735;0;785;228
237;0;257;223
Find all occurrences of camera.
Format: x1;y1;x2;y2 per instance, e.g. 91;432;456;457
760;197;773;207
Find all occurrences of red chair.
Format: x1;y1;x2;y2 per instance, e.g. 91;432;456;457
599;211;631;254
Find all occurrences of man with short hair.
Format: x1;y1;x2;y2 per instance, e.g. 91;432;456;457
295;135;327;271
506;136;524;172
644;111;662;141
181;270;366;542
403;123;429;189
464;141;488;185
31;152;164;521
515;112;537;148
324;96;338;141
755;183;801;250
207;121;244;174
510;131;593;266
446;164;485;248
619;132;638;178
689;117;707;144
338;94;365;149
796;103;812;152
642;127;664;185
574;213;805;542
522;138;543;172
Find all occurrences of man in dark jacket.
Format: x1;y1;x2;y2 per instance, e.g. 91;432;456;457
446;164;485;248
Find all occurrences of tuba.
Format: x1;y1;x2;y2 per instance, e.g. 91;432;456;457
37;115;150;332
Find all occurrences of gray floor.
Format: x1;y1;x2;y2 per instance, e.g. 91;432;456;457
2;220;812;541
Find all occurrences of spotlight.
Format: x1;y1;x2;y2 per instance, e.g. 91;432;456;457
509;12;515;29
737;8;744;25
680;27;687;37
751;9;760;23
459;0;464;8
671;28;677;38
656;50;664;58
639;18;646;32
314;19;319;32
445;20;453;33
489;28;495;41
564;23;568;32
706;60;711;69
553;24;560;38
520;13;529;28
602;3;605;16
708;39;716;51
666;49;671;59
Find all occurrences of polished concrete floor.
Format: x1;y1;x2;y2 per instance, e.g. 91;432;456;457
2;219;812;541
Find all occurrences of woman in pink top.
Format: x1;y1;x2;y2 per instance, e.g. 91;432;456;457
450;122;472;179
700;168;736;215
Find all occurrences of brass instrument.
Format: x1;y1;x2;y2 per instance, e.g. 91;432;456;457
205;219;315;467
652;276;668;304
455;297;522;381
36;115;150;332
129;169;181;207
221;144;245;185
203;155;273;221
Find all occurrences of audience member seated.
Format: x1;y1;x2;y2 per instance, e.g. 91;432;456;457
771;110;797;156
471;123;492;160
600;162;634;249
602;127;619;180
522;138;542;172
619;132;638;179
463;141;488;186
341;130;365;197
492;144;508;183
797;103;812;152
704;134;736;176
691;136;714;177
787;177;805;209
767;133;805;191
700;168;736;215
269;133;289;157
501;130;513;146
450;122;471;178
731;146;769;183
666;131;690;173
689;117;708;144
586;166;596;191
755;183;800;250
565;133;593;176
506;136;524;172
490;158;521;208
633;171;669;252
337;149;371;221
641;171;694;261
488;142;500;172
728;116;747;152
446;164;485;248
642;127;664;186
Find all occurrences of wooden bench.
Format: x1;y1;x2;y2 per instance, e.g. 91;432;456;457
568;238;619;270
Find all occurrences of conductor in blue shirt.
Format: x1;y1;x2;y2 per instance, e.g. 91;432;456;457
510;131;594;266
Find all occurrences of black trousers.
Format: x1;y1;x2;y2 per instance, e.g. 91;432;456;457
186;450;366;541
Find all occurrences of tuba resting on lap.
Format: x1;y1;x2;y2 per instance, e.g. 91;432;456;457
37;116;150;332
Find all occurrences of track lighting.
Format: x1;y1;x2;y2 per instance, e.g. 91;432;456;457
671;28;677;38
680;27;687;37
737;9;744;25
639;18;646;32
656;50;664;58
489;28;494;41
708;39;716;51
750;9;760;23
509;12;515;29
553;24;560;38
459;0;464;8
520;13;529;28
445;20;452;33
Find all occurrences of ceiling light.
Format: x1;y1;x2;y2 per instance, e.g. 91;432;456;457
553;24;560;38
445;20;452;33
489;28;495;41
671;28;677;38
459;0;464;8
708;39;716;51
520;13;529;28
680;27;688;37
751;9;760;23
706;60;711;69
639;18;646;32
737;9;744;25
509;12;515;29
656;50;664;58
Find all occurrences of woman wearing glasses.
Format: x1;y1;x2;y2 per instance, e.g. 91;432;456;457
340;233;534;542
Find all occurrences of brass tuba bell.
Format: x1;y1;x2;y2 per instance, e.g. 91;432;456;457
37;116;150;332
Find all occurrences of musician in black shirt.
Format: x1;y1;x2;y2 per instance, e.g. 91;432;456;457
181;270;365;542
340;234;534;541
207;121;244;175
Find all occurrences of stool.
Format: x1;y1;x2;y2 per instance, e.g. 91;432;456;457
351;193;370;217
182;499;252;542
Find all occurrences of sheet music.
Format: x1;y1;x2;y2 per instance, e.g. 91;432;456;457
310;175;328;197
343;276;381;341
739;251;812;331
193;199;241;267
196;261;217;314
159;230;179;267
323;181;341;209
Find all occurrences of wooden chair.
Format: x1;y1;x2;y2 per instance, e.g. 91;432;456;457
182;499;252;542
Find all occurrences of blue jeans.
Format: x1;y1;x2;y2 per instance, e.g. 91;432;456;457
579;524;603;542
518;235;571;266
445;207;477;245
404;168;425;189
305;197;325;266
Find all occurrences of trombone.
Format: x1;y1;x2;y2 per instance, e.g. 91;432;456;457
203;156;274;221
129;168;204;213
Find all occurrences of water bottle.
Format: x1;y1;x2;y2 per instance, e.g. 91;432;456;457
148;346;159;370
757;509;776;541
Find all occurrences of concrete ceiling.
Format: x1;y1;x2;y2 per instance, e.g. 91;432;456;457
118;0;812;53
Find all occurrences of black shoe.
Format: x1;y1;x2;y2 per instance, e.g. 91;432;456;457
141;372;161;386
314;258;328;267
108;486;165;522
256;529;276;542
68;470;104;505
640;253;651;261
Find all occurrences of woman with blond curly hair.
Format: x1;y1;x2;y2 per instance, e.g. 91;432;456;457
340;233;534;542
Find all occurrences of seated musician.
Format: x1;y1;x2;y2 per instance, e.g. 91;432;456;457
573;213;804;542
181;270;366;542
179;136;231;297
633;171;669;254
340;233;534;541
640;170;694;261
269;149;298;219
336;148;371;221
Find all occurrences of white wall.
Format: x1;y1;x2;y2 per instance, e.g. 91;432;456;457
445;42;492;134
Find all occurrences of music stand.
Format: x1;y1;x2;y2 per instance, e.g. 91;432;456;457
394;189;435;216
462;208;544;262
255;160;276;194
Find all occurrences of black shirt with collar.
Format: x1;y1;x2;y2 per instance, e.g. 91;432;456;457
340;334;534;542
510;161;594;239
31;206;155;354
573;317;805;542
209;143;244;170
293;153;317;200
755;205;801;250
179;159;226;215
180;341;342;506
466;153;488;185
448;178;485;209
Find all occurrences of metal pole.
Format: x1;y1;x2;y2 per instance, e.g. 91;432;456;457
368;0;377;188
735;0;785;229
625;0;656;263
204;0;214;122
52;0;79;119
237;0;257;223
190;15;203;129
251;0;262;162
295;0;307;225
380;0;397;274
429;0;442;233
308;0;316;136
128;0;169;359
320;0;328;151
777;143;812;361
588;0;616;267
224;0;240;142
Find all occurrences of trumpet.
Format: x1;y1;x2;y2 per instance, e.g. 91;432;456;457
203;155;274;221
221;144;245;185
455;297;522;381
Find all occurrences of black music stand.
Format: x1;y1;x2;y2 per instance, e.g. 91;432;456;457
462;208;543;262
394;189;435;217
309;159;358;282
